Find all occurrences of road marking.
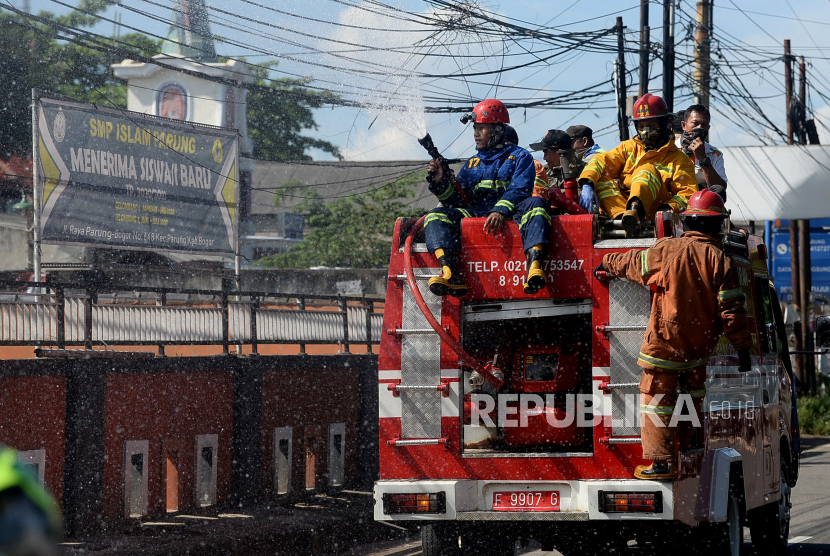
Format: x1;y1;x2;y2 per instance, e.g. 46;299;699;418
789;536;813;545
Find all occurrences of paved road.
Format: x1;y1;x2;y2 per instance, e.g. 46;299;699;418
352;436;830;556
788;436;830;556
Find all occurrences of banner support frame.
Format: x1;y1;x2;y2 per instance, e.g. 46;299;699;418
31;89;42;281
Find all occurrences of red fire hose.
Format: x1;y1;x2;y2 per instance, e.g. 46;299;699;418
551;179;588;215
403;217;504;390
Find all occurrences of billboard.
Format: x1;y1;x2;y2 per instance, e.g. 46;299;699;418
770;231;830;303
34;94;239;256
721;144;830;221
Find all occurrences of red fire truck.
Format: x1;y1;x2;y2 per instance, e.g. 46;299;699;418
374;212;798;556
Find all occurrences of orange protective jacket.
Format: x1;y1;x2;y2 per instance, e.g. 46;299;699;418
602;231;752;372
579;136;697;213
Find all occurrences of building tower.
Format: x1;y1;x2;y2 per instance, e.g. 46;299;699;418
111;0;255;243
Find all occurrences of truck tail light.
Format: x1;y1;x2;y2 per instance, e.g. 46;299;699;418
597;491;662;513
383;492;446;514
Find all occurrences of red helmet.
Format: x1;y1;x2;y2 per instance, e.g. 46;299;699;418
632;93;669;121
682;189;727;217
472;99;510;124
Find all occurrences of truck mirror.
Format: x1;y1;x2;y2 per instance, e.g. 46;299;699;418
816;315;830;348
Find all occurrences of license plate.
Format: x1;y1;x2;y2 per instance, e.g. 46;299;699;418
492;491;559;511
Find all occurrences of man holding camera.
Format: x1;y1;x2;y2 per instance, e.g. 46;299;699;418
566;125;604;162
678;104;728;201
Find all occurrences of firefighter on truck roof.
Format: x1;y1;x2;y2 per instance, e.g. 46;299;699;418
425;99;552;297
578;93;698;238
596;190;752;480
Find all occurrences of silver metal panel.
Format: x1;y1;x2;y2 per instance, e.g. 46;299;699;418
0;289;384;347
0;300;57;342
229;302;252;342
608;280;651;436
256;309;342;342
456;511;589;521
594;238;657;249
93;306;223;343
608;280;651;326
401;268;442;439
390;439;444;446
462;451;593;459
465;298;586;314
464;300;592;323
399;243;429;253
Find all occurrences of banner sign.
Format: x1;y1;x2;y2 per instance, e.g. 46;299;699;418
721;145;830;221
770;231;830;302
34;94;239;255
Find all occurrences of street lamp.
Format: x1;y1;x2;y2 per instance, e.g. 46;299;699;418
12;193;33;211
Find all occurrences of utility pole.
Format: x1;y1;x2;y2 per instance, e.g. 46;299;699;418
639;0;650;98
784;40;803;385
785;40;794;144
798;55;816;394
798;57;807;144
617;17;630;141
693;0;711;107
662;0;676;110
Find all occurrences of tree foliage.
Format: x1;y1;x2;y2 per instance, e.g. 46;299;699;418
0;9;339;161
246;63;340;161
56;33;162;108
256;171;426;269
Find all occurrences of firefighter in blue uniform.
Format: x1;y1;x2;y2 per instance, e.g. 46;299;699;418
425;99;550;297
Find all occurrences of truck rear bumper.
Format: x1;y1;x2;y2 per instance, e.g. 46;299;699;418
374;479;673;521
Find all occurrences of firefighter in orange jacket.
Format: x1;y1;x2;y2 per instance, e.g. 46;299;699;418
579;94;697;237
596;190;752;479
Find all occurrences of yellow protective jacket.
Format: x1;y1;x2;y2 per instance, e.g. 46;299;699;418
579;136;697;213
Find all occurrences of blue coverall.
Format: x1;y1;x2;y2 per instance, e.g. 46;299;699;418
424;143;550;253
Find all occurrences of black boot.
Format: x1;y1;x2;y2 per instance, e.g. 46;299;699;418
621;199;645;238
523;245;547;294
634;460;676;480
428;249;467;297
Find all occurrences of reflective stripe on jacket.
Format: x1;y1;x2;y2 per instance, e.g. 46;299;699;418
579;136;697;212
602;231;752;372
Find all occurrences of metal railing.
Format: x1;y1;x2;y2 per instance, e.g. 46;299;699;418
0;281;383;354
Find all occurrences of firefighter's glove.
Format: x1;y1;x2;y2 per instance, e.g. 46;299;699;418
593;262;607;281
578;179;595;213
737;349;752;373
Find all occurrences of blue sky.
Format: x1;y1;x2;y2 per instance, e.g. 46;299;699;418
18;0;830;162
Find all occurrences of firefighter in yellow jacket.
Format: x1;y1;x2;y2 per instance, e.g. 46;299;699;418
578;94;697;237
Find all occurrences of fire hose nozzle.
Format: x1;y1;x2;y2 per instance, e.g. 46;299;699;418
418;133;441;161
